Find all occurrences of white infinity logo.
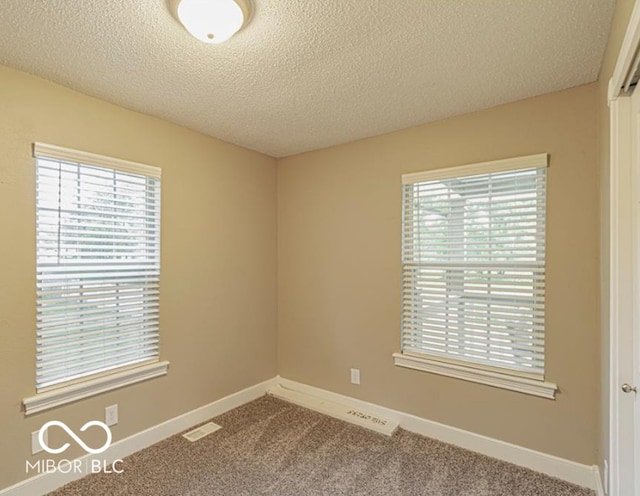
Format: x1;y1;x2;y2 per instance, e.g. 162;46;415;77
39;420;112;455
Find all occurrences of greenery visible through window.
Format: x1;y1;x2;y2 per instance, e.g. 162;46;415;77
401;162;546;378
35;150;161;391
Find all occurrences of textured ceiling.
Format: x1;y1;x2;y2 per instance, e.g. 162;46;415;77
0;0;615;157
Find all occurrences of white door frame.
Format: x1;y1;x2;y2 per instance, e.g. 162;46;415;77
609;3;640;495
609;94;634;496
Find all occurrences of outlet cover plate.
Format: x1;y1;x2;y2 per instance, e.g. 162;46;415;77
105;404;118;426
350;368;360;385
32;429;46;455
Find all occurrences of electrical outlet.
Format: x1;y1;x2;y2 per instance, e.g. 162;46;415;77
350;368;360;385
105;404;118;426
32;429;47;455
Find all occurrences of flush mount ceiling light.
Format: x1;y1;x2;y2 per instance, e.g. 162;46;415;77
175;0;252;44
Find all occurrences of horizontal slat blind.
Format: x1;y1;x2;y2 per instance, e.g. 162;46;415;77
401;161;547;378
35;149;161;390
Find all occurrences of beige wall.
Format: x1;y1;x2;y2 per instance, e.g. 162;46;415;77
0;20;616;487
597;0;637;482
278;83;600;464
0;65;278;489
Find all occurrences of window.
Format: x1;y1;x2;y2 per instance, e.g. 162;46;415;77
393;154;557;398
24;143;168;414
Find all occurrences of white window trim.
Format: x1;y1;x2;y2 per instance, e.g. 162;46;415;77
33;142;161;178
393;353;557;399
402;153;548;185
398;153;555;399
29;142;165;410
23;360;169;415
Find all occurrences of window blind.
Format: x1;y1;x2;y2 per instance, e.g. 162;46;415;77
401;155;547;378
34;144;161;391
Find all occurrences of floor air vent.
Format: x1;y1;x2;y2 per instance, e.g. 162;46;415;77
183;422;222;442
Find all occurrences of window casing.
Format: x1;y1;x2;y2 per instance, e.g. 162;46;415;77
34;143;161;392
396;154;556;397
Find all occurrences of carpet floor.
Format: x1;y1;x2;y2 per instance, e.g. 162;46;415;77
48;395;594;496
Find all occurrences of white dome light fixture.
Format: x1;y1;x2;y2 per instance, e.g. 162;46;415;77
176;0;251;44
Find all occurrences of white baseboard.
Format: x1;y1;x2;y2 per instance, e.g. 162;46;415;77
274;376;601;491
269;384;399;435
594;465;605;496
2;375;602;495
0;377;277;496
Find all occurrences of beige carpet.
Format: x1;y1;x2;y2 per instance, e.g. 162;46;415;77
49;395;594;496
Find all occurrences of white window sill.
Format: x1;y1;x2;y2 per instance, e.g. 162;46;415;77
393;353;557;399
23;361;170;415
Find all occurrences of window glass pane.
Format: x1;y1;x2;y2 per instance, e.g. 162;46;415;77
401;166;546;376
35;155;161;390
